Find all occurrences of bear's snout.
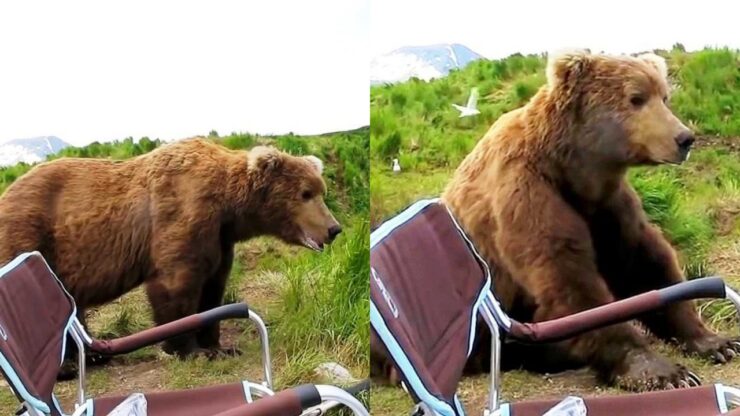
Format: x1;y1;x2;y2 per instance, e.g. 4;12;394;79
327;224;342;243
675;131;695;161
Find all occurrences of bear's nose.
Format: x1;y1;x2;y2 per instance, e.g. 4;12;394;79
675;131;695;150
327;225;342;243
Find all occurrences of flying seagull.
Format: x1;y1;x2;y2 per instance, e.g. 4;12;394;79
452;87;480;118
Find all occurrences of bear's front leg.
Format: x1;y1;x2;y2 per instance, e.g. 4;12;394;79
600;184;740;363
196;244;242;357
145;270;203;358
628;223;740;363
490;181;696;391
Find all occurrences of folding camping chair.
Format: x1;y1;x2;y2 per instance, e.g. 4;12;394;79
0;251;369;416
370;198;740;416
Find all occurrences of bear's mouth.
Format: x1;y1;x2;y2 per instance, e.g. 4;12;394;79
301;235;325;252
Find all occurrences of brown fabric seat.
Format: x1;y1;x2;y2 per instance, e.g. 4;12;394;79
506;384;724;416
370;199;491;415
0;252;76;416
370;200;739;416
93;383;318;416
0;252;328;416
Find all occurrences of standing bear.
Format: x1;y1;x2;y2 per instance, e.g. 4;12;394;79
0;138;341;358
440;50;740;391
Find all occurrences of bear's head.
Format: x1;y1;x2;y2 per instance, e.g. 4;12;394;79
247;146;341;252
545;49;694;166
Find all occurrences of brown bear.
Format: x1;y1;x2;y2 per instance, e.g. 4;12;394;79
437;50;740;391
0;138;341;358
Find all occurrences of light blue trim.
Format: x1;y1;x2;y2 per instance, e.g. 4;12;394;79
370;198;439;248
442;204;494;356
467;280;490;356
52;394;64;416
0;354;52;413
0;253;53;414
443;204;514;332
484;293;512;330
0;252;37;277
715;383;729;413
496;403;511;416
242;380;253;403
371;301;457;416
67;399;93;416
60;313;76;365
453;395;465;415
0;251;79;415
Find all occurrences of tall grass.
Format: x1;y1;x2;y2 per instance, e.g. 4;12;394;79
274;218;369;372
371;47;740;170
370;47;740;283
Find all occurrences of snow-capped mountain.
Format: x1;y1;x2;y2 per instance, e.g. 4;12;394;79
371;43;483;85
0;136;70;167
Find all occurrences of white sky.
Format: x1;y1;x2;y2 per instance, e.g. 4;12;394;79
0;0;369;146
371;0;739;58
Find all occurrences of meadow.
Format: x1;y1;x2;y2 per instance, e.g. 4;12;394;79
370;46;740;414
0;128;369;415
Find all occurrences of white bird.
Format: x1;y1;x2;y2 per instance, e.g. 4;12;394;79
392;158;401;174
452;87;481;118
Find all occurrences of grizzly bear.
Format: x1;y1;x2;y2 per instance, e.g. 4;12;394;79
438;50;740;391
0;138;341;359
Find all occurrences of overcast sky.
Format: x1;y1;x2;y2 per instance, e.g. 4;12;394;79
371;0;739;58
0;0;369;146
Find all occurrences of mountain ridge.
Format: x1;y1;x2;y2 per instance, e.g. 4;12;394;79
0;136;70;167
371;43;483;85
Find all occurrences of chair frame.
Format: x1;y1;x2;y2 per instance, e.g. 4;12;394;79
371;199;740;416
1;252;368;416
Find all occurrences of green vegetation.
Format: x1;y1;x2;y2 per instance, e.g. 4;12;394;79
370;47;740;415
371;46;740;274
0;128;369;414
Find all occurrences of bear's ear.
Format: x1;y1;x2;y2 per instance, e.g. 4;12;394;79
303;155;324;175
637;53;668;80
546;48;591;90
248;146;283;173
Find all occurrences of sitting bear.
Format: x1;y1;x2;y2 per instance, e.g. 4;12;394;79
438;50;739;391
0;138;341;358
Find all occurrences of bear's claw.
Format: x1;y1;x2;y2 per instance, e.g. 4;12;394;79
613;348;700;392
687;371;701;386
683;334;740;364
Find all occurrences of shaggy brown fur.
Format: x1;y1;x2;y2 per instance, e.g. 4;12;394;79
442;50;740;391
0;138;341;357
372;50;739;392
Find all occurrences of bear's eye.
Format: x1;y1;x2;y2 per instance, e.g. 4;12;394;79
630;95;646;107
662;95;668;103
301;190;313;201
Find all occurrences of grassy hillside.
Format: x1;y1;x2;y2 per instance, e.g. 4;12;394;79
0;129;369;414
371;46;739;170
371;46;740;273
370;47;740;414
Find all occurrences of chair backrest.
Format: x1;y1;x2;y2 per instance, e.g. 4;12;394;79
370;199;491;416
0;251;76;415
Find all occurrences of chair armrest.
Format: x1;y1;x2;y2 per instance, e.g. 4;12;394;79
212;384;370;416
508;277;726;342
89;303;250;355
212;385;321;416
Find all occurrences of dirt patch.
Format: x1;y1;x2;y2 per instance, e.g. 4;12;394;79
714;205;740;236
54;357;169;412
695;135;740;152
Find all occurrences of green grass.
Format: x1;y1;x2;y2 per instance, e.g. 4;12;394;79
371;47;740;170
371;47;740;277
370;46;740;414
0;128;369;414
